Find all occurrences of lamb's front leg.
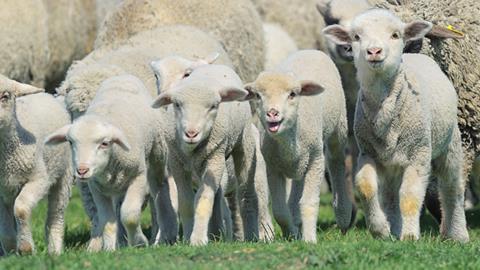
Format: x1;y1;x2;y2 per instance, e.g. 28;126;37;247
120;174;149;247
89;184;116;251
190;156;225;246
355;154;390;238
269;170;297;240
299;157;324;243
399;165;429;240
14;172;50;255
171;167;195;242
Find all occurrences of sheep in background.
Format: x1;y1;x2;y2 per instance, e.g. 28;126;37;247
151;64;274;245
0;75;72;255
324;9;469;242
46;75;176;251
244;50;354;242
94;0;264;82
0;0;123;91
58;26;231;118
263;23;298;70
252;0;327;51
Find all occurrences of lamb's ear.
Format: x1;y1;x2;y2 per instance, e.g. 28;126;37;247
243;83;259;101
110;125;131;151
202;52;220;64
151;91;173;108
299;80;325;96
323;25;352;45
219;87;248;102
11;80;44;97
316;0;331;16
44;125;71;145
426;24;465;39
404;20;433;42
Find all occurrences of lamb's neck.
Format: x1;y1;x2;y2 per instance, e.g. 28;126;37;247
0;120;35;174
266;122;298;150
358;65;404;108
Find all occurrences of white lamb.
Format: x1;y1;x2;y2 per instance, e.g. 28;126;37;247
244;50;353;242
151;64;273;245
323;9;469;242
0;75;72;255
45;75;176;250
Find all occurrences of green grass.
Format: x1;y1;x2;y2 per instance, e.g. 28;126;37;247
1;189;480;270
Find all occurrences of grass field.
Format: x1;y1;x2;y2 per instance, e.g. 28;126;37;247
1;189;480;270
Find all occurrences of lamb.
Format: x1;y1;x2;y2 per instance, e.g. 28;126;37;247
150;64;274;245
369;0;480;209
93;0;264;82
0;75;73;255
251;0;327;51
57;26;231;246
263;23;298;70
243;50;354;243
58;25;231;119
323;9;469;242
45;75;177;251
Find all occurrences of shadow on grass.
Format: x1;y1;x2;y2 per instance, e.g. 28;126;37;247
64;226;153;249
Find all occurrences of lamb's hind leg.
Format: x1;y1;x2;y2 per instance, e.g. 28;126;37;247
355;154;390;238
46;173;73;255
0;200;16;254
326;135;354;233
434;130;469;242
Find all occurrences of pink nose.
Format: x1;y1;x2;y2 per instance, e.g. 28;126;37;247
77;166;89;176
185;130;199;139
367;47;382;56
267;109;279;118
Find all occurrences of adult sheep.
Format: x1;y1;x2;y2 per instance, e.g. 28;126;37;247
252;0;327;51
0;0;123;90
93;0;264;82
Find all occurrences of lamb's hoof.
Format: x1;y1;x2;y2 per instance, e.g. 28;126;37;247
369;223;390;239
400;233;419;241
441;231;469;243
18;241;34;255
87;238;103;252
190;236;208;246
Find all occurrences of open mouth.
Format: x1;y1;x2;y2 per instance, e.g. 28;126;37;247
267;120;282;133
76;175;91;181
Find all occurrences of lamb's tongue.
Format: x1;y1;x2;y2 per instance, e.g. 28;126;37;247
268;122;280;133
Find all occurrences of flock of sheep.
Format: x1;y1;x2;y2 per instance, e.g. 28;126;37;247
0;0;479;256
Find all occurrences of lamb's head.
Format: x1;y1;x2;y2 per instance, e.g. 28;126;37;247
150;53;220;94
245;71;324;135
323;9;432;75
44;116;131;180
0;75;44;130
317;0;371;64
152;65;247;150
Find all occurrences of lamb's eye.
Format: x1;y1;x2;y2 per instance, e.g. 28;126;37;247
1;92;10;102
174;102;180;108
391;32;400;39
184;69;192;78
99;141;110;148
353;34;360;41
210;104;217;111
288;92;297;99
